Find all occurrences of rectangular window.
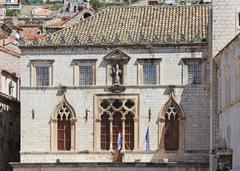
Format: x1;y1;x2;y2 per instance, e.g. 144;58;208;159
79;66;93;85
188;64;201;85
36;66;49;86
138;59;161;85
73;59;96;86
143;64;157;85
30;60;54;87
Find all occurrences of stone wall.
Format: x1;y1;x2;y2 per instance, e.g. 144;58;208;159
11;163;209;171
212;0;240;57
0;50;20;96
214;36;240;170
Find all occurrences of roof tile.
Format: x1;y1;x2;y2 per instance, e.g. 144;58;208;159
26;5;210;47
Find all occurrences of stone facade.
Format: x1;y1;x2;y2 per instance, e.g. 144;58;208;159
0;46;20;171
15;5;212;171
212;0;240;57
213;34;240;171
19;45;210;170
211;1;240;170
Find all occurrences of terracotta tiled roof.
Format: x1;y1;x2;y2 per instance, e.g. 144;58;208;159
25;34;46;41
23;5;210;47
32;8;53;16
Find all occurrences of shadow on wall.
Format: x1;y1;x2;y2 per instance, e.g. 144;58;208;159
150;85;210;166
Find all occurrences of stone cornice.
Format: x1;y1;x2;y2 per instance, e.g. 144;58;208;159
20;85;210;90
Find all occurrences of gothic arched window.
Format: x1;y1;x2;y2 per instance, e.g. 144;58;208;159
101;112;110;150
51;96;76;151
164;104;179;150
98;96;138;151
57;104;72;151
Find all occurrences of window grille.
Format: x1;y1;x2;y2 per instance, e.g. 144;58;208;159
79;66;93;85
36;66;49;86
188;64;201;84
143;64;157;85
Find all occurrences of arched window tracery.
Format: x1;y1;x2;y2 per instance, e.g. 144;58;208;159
98;97;137;151
51;96;76;151
56;102;72;151
160;97;184;151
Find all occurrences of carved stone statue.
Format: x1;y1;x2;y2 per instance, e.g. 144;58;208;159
111;64;122;85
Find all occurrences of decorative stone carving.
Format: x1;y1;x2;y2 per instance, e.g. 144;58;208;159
59;36;66;45
114;33;120;44
111;64;122;85
46;36;52;45
152;34;160;43
87;34;93;45
19;37;27;46
104;49;130;89
127;33;134;44
215;150;232;171
33;38;39;46
73;36;80;45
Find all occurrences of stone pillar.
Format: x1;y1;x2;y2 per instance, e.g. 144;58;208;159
51;119;57;151
109;117;113;150
70;119;76;151
210;60;220;171
121;117;125;151
134;118;138;151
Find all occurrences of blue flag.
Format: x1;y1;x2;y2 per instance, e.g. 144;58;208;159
145;127;150;153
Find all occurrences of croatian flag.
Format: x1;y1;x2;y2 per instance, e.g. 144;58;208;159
116;132;122;151
145;127;150;153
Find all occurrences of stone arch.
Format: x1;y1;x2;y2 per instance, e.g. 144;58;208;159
158;96;185;151
50;95;76;151
159;96;184;120
52;95;76;120
94;95;139;151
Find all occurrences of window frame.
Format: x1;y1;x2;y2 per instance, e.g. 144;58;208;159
182;58;204;85
1;70;19;97
51;96;77;152
94;95;139;152
73;59;97;86
158;97;185;152
137;58;161;85
30;60;54;87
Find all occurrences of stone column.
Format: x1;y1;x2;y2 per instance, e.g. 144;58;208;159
51;119;57;151
109;117;113;150
70;119;76;151
121;117;126;151
178;118;185;151
133;118;138;151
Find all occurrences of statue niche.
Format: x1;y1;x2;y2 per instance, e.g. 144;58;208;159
103;49;131;88
111;63;123;85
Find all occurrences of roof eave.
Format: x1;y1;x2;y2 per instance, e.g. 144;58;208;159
19;42;208;50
